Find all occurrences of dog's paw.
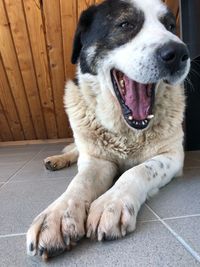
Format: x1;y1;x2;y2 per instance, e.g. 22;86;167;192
44;155;71;171
27;199;88;260
86;193;137;241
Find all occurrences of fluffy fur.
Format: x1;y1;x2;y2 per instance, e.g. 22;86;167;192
27;0;190;260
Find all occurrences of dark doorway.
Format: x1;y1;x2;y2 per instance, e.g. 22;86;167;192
185;57;200;151
180;0;200;150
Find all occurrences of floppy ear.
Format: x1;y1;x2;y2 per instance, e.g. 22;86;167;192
71;5;97;64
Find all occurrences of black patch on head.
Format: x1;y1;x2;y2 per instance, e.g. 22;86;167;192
71;0;145;74
71;5;97;65
160;9;176;34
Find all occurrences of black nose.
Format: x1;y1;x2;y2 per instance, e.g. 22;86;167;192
157;42;189;72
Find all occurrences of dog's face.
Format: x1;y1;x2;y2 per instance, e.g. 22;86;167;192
72;0;190;130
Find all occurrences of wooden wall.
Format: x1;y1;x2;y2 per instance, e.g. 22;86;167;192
0;0;179;141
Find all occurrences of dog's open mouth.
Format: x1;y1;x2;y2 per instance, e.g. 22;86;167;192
111;69;156;130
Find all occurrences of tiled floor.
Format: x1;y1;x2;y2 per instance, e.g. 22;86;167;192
0;143;200;267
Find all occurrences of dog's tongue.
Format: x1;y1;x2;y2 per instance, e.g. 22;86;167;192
123;75;151;121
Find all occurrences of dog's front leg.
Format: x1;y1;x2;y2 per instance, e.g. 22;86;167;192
87;150;184;241
26;155;117;259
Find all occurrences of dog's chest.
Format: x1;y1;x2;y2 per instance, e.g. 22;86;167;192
79;121;156;164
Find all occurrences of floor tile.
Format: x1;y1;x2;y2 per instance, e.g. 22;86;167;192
167;216;200;255
0;235;39;267
147;168;200;218
137;204;157;222
0;162;29;183
42;143;67;152
9;150;78;182
0;178;71;235
0;152;38;164
0;145;44;182
0;222;198;267
0;145;199;266
0;144;44;155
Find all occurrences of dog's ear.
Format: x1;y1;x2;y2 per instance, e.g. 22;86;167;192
71;5;97;64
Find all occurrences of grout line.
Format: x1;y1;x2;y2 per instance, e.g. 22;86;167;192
0;233;26;239
145;204;200;263
139;213;200;224
7;176;72;183
0;147;45;191
163;214;200;221
139;219;158;223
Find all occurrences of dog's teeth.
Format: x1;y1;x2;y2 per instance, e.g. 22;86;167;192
145;120;148;124
120;80;125;88
122;89;126;95
135;121;139;125
142;121;145;125
147;114;154;119
128;115;133;121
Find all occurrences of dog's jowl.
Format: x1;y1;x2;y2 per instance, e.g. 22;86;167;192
27;0;190;260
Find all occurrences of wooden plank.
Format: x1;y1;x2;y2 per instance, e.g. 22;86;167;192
95;0;103;4
165;0;179;16
43;0;69;138
4;0;47;139
0;99;13;141
0;0;35;140
77;0;95;17
0;138;74;147
176;11;180;37
0;56;24;140
60;0;76;80
23;0;58;139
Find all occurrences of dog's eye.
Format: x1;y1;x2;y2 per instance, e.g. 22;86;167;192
118;21;132;29
167;23;176;32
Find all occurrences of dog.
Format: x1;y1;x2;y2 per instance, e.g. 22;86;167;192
27;0;190;260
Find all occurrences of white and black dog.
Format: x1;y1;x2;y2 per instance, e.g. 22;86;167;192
27;0;190;260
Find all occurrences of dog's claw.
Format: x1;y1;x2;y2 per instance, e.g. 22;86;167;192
86;226;92;238
44;160;58;171
27;241;37;256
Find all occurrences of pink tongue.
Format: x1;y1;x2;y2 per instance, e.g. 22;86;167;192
124;76;150;120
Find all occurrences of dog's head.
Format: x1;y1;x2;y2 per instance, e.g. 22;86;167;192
71;0;190;130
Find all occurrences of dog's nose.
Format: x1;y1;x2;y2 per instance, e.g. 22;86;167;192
157;42;189;72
